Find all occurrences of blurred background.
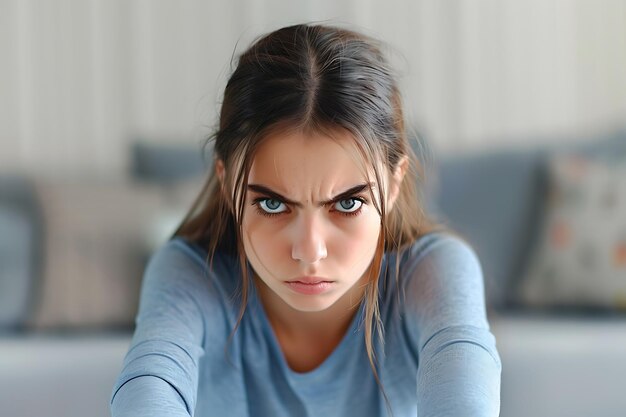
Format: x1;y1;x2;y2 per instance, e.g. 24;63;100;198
0;1;625;416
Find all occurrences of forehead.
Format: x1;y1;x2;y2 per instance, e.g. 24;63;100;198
248;129;378;196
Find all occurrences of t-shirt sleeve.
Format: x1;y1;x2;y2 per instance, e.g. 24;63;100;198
402;234;502;417
110;239;221;417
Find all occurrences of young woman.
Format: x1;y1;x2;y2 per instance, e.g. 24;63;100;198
111;23;501;417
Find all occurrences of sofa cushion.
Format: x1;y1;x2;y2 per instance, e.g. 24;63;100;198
430;148;546;309
26;179;200;330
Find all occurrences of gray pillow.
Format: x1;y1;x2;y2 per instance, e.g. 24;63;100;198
131;141;208;183
0;177;41;330
429;148;546;309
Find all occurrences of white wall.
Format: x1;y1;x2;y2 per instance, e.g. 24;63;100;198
1;0;626;178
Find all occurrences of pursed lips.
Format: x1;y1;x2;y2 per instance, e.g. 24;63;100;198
286;277;334;284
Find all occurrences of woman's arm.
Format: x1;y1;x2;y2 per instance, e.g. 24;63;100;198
111;375;192;417
110;239;217;417
404;234;502;417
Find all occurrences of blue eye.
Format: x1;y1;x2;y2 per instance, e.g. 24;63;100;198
252;197;366;217
334;198;363;213
258;198;287;214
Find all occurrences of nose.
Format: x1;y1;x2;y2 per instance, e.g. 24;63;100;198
291;212;328;264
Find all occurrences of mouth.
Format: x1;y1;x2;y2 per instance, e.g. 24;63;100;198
284;277;335;295
286;277;333;284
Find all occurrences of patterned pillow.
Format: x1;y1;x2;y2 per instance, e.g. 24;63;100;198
519;153;626;309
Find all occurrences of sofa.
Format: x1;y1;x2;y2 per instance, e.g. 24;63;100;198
430;131;626;417
1;132;625;417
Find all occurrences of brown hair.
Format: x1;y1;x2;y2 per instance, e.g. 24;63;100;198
174;23;446;412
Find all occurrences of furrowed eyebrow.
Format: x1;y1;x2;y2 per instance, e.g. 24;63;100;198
247;183;375;208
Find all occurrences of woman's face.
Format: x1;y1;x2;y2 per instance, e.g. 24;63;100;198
240;130;388;313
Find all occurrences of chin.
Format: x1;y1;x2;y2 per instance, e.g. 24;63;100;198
282;293;340;313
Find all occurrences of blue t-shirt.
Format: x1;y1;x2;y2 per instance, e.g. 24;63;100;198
110;232;501;416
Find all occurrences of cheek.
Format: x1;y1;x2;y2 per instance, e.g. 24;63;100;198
242;212;288;263
333;211;380;266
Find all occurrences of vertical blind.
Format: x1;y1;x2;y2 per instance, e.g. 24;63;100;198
1;0;625;178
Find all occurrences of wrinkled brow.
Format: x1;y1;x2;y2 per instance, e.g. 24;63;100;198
246;183;376;207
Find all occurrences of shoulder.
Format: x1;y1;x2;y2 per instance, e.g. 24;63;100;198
141;237;240;308
133;237;240;347
147;237;209;274
397;231;489;330
399;231;480;277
